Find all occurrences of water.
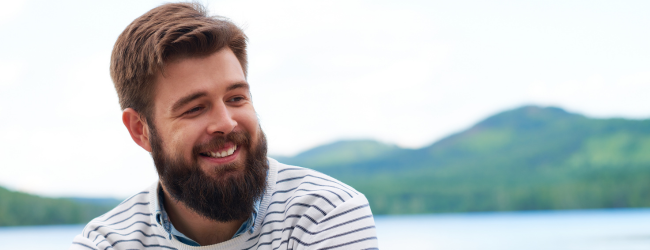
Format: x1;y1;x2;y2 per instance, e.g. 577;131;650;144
1;208;649;250
0;224;85;250
374;208;650;250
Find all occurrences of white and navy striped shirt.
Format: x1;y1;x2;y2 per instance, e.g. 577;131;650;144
70;158;378;250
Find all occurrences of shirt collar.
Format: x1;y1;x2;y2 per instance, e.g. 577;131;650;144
154;183;264;246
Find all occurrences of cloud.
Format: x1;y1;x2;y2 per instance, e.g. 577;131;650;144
0;0;26;26
524;71;650;119
0;52;159;198
0;60;26;88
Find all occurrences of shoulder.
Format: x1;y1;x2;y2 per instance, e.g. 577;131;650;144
272;160;361;202
271;159;374;220
255;160;378;249
70;185;170;250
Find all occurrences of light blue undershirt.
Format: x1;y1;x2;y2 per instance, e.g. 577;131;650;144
155;187;262;246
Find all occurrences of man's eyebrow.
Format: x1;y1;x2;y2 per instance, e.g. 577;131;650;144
227;82;250;92
171;91;207;113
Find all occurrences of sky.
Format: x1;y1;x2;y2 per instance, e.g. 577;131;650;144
1;0;649;198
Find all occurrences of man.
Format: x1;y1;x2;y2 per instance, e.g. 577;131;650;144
70;3;377;250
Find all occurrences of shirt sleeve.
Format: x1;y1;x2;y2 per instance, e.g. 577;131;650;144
69;234;99;250
296;194;379;250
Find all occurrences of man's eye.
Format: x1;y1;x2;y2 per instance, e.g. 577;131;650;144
184;106;203;115
228;96;245;102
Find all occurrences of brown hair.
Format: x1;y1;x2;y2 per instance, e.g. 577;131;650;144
110;2;247;122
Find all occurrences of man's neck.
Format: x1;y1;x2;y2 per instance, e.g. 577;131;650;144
161;186;247;245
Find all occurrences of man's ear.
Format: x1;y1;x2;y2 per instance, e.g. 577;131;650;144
122;108;152;152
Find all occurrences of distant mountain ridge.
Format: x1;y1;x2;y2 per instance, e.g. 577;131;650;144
274;139;408;168
277;105;650;214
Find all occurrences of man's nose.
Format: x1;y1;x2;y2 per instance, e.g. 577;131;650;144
206;102;237;135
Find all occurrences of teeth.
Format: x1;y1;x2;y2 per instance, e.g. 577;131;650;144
206;145;237;158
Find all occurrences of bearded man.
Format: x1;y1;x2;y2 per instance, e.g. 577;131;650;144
70;2;377;250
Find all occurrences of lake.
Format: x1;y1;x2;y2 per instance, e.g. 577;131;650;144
1;208;649;249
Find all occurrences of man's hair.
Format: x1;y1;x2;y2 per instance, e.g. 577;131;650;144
110;2;247;122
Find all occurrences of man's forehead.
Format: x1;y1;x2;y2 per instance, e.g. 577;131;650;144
152;48;247;100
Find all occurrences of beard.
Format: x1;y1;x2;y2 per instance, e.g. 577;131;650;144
149;126;268;222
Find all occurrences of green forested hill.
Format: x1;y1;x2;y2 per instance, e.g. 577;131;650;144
280;106;650;214
0;186;119;226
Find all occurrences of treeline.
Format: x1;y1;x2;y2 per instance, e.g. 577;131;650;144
0;186;119;226
353;164;650;214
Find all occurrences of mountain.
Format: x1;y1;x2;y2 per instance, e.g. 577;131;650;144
279;106;650;214
0;186;120;226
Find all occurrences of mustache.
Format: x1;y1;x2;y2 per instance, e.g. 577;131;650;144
192;131;250;156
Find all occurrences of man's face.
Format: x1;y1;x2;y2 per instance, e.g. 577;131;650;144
147;48;268;221
151;48;260;177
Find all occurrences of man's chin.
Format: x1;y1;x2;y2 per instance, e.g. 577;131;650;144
198;163;242;181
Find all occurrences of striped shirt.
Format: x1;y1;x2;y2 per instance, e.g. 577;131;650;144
70;158;378;250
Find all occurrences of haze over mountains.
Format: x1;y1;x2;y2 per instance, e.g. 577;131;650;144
2;105;649;225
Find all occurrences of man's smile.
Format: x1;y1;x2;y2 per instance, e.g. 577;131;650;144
200;143;238;158
198;142;241;164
